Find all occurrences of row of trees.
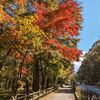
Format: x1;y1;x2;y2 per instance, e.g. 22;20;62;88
77;40;100;85
0;0;82;96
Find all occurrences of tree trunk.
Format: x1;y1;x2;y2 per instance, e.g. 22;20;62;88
11;77;18;95
8;78;12;90
41;75;45;90
46;75;50;88
41;67;47;90
4;77;8;90
24;79;29;95
32;58;40;92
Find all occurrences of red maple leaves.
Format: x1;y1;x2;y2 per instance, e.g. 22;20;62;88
34;0;82;37
32;1;83;61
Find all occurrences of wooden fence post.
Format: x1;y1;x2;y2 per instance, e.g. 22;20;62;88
24;94;27;100
32;91;34;100
11;95;17;100
38;89;40;100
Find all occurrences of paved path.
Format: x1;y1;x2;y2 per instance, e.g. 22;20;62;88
40;85;75;100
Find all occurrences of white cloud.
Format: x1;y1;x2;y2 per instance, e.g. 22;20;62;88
74;51;86;72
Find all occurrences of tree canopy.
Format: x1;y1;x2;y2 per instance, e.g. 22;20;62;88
77;40;100;85
0;0;83;94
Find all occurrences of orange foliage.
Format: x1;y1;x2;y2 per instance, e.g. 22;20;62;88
16;0;25;6
15;51;23;59
34;0;82;37
33;0;82;61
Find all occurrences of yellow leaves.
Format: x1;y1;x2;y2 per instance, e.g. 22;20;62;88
0;4;5;22
96;56;100;61
32;25;41;34
17;15;36;33
59;67;67;79
47;0;58;11
17;15;45;38
0;5;3;13
16;15;47;50
58;63;73;79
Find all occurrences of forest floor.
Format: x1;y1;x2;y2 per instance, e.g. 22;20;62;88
40;85;75;100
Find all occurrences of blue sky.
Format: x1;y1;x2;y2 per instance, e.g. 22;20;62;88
74;0;100;72
77;0;100;52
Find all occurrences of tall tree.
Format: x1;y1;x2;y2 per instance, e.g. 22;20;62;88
77;40;100;84
0;0;83;92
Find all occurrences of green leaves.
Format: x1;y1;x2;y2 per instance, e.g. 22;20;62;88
77;40;100;84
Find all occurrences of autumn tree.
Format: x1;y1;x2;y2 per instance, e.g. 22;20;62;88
0;0;83;93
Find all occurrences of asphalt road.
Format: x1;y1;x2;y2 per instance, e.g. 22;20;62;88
40;85;75;100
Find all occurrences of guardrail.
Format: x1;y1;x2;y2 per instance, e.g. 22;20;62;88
75;84;100;100
10;86;57;100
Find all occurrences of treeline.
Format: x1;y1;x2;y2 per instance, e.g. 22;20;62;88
77;40;100;85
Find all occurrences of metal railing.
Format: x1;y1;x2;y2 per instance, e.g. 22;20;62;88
75;84;100;100
10;87;56;100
